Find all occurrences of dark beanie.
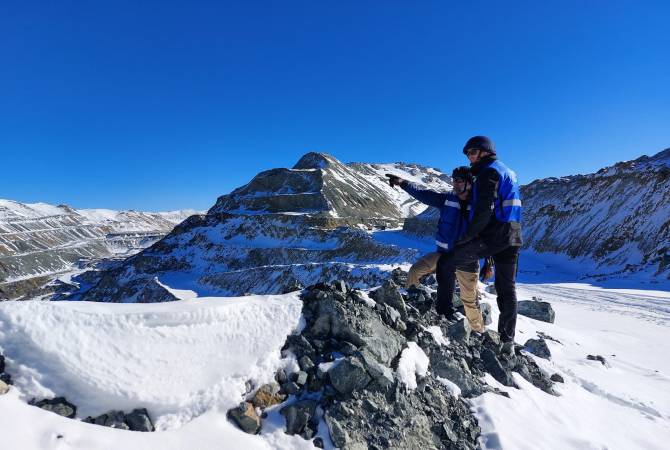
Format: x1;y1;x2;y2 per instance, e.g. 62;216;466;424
462;136;496;155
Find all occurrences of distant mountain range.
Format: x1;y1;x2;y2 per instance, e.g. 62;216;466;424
0;200;197;299
5;147;668;302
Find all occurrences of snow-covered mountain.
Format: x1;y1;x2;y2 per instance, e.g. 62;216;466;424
521;148;670;278
76;153;451;303
0;200;197;299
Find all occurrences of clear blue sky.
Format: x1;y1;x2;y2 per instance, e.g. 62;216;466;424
2;1;668;211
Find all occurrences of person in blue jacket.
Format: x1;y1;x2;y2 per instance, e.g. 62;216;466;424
439;136;523;356
386;167;479;321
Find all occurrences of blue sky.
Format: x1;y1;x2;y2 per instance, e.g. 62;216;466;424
2;1;668;211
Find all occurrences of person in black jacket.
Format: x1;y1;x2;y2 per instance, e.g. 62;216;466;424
437;136;523;355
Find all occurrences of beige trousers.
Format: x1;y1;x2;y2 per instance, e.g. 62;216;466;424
406;252;485;332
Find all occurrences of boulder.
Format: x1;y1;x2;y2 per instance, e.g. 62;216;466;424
517;300;555;323
227;402;261;434
524;338;551;359
33;397;77;418
481;349;516;387
252;382;286;409
430;352;484;397
550;373;565;383
87;410;129;430
125;408;155;432
370;280;407;319
328;357;372;395
280;400;318;437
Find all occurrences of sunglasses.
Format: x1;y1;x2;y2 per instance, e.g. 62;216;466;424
465;148;480;156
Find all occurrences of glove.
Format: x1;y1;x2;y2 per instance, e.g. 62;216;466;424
480;257;494;282
385;173;404;188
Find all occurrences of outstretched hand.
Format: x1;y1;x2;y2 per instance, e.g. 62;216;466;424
385;173;404;188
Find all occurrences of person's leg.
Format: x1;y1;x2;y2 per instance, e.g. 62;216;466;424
455;268;484;331
492;246;520;343
436;253;457;318
405;252;441;288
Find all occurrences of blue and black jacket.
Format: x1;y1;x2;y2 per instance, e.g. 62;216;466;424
401;183;470;253
460;155;523;248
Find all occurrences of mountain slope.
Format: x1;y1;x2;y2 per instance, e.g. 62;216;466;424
521;148;670;277
0;200;196;299
77;153;452;302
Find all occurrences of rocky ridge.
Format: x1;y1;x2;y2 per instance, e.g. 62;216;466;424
230;275;559;449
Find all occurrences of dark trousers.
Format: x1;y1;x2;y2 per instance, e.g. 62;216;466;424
437;240;520;342
434;257;478;319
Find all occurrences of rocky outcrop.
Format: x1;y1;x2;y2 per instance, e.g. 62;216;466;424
31;397;77;418
522;147;670;277
231;277;556;448
83;408;155;432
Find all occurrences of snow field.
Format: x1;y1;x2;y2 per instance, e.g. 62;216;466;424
0;293;316;449
472;283;670;450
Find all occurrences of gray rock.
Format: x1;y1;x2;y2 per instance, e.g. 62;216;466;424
481;349;516;387
227;402;261;434
281;381;302;395
587;354;607;365
357;349;394;390
371;280;407;319
329;357;372;395
325;414;351;448
338;341;358;356
91;410;130;430
298;355;315;371
550;373;565;383
280;400;318;436
33;397;77;418
295;371;308;386
524;338;551;359
430;353;483;397
518;300;556;323
125;408;155;432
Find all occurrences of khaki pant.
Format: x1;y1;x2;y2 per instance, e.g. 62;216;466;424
406;252;485;332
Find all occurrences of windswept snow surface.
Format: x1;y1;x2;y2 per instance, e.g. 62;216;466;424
473;282;670;450
0;293;316;450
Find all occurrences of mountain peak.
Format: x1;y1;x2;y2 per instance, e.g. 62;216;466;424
292;152;338;170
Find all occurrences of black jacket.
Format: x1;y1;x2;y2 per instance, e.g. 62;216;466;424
457;155;523;249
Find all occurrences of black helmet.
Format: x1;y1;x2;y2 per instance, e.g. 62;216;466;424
451;166;473;184
462;135;496;155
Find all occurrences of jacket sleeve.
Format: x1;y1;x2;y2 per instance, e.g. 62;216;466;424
400;182;447;208
456;168;499;244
